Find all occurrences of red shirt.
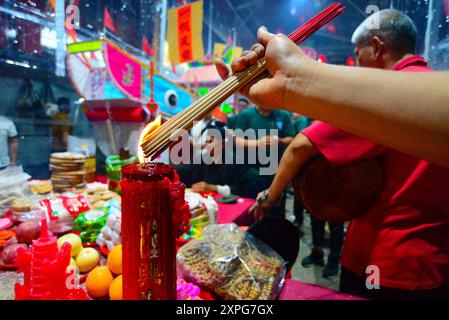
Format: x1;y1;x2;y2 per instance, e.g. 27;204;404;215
302;56;449;290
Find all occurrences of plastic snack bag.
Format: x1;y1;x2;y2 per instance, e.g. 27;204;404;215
0;166;31;215
177;223;286;300
73;210;107;243
39;194;91;234
96;199;122;250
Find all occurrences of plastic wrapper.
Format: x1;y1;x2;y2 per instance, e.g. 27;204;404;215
73;210;107;243
177;224;286;300
182;191;218;240
0;166;31;215
96;199;122;250
38;193;91;234
185;191;218;223
79;231;99;243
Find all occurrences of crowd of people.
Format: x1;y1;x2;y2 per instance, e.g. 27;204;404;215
2;7;449;300
189;8;449;300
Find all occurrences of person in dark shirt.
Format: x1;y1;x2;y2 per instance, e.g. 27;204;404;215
177;122;247;197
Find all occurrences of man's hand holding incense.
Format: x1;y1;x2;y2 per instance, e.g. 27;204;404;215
215;27;316;112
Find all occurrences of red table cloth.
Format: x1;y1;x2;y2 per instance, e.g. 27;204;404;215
215;194;255;226
278;279;364;300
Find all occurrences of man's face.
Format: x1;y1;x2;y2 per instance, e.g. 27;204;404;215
238;101;249;111
354;36;387;69
354;42;377;68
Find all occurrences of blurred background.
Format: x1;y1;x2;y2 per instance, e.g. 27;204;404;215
0;0;448;177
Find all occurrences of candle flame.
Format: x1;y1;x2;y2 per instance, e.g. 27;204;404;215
138;115;162;163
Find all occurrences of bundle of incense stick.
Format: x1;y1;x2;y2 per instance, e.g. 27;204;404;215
141;2;345;160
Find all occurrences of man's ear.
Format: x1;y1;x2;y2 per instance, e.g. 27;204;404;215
371;36;384;60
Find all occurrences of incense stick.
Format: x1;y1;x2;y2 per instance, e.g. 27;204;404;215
141;2;345;159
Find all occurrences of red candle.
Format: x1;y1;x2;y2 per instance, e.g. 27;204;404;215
121;163;188;300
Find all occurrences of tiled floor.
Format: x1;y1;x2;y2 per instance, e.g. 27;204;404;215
285;191;341;291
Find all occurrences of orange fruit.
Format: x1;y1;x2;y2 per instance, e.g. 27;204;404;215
109;274;123;300
107;244;122;275
86;266;114;299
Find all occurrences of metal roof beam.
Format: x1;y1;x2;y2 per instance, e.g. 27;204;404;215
234;0;265;11
225;0;257;43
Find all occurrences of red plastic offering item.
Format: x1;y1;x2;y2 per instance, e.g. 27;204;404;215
121;163;189;300
14;218;90;300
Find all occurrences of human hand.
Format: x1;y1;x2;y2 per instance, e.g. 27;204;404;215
257;135;278;148
215;26;315;111
249;189;279;221
192;181;216;193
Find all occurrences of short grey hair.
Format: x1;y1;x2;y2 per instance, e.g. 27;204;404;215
351;9;417;56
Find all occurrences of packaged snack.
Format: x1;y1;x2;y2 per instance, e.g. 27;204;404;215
177;224;286;300
39;194;90;221
96;199;122;250
39;194;90;234
73;210;107;233
0;166;31;215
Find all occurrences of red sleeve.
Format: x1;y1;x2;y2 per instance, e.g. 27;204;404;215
301;121;387;166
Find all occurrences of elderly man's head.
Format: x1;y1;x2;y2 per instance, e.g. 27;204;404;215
351;9;417;69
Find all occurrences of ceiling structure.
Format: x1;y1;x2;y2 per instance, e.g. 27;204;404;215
0;0;448;75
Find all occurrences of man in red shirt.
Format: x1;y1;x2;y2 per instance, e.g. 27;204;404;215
251;9;449;299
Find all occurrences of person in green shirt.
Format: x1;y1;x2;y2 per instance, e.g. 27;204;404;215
292;113;313;134
227;97;250;130
233;105;295;217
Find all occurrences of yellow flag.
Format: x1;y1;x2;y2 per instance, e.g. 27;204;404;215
167;1;204;65
213;43;243;63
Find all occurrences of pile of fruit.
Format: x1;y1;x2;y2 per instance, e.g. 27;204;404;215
57;233;123;300
86;244;123;300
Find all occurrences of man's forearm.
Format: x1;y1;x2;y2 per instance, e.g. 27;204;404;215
233;136;259;149
285;62;449;167
268;134;318;202
279;136;293;146
9;138;18;165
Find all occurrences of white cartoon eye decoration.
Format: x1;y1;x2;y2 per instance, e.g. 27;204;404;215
164;90;178;110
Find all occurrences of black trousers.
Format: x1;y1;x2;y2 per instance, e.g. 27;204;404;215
293;197;304;225
311;216;344;262
340;266;449;300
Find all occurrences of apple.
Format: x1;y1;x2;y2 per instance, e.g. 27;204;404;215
75;247;99;273
57;233;82;257
2;244;28;265
15;221;41;244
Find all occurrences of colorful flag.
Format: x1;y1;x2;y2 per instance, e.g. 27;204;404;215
167;0;204;64
142;36;155;56
104;7;117;32
213;43;242;64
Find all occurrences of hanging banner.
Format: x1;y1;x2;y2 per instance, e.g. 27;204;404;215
167;0;204;64
103;42;142;101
